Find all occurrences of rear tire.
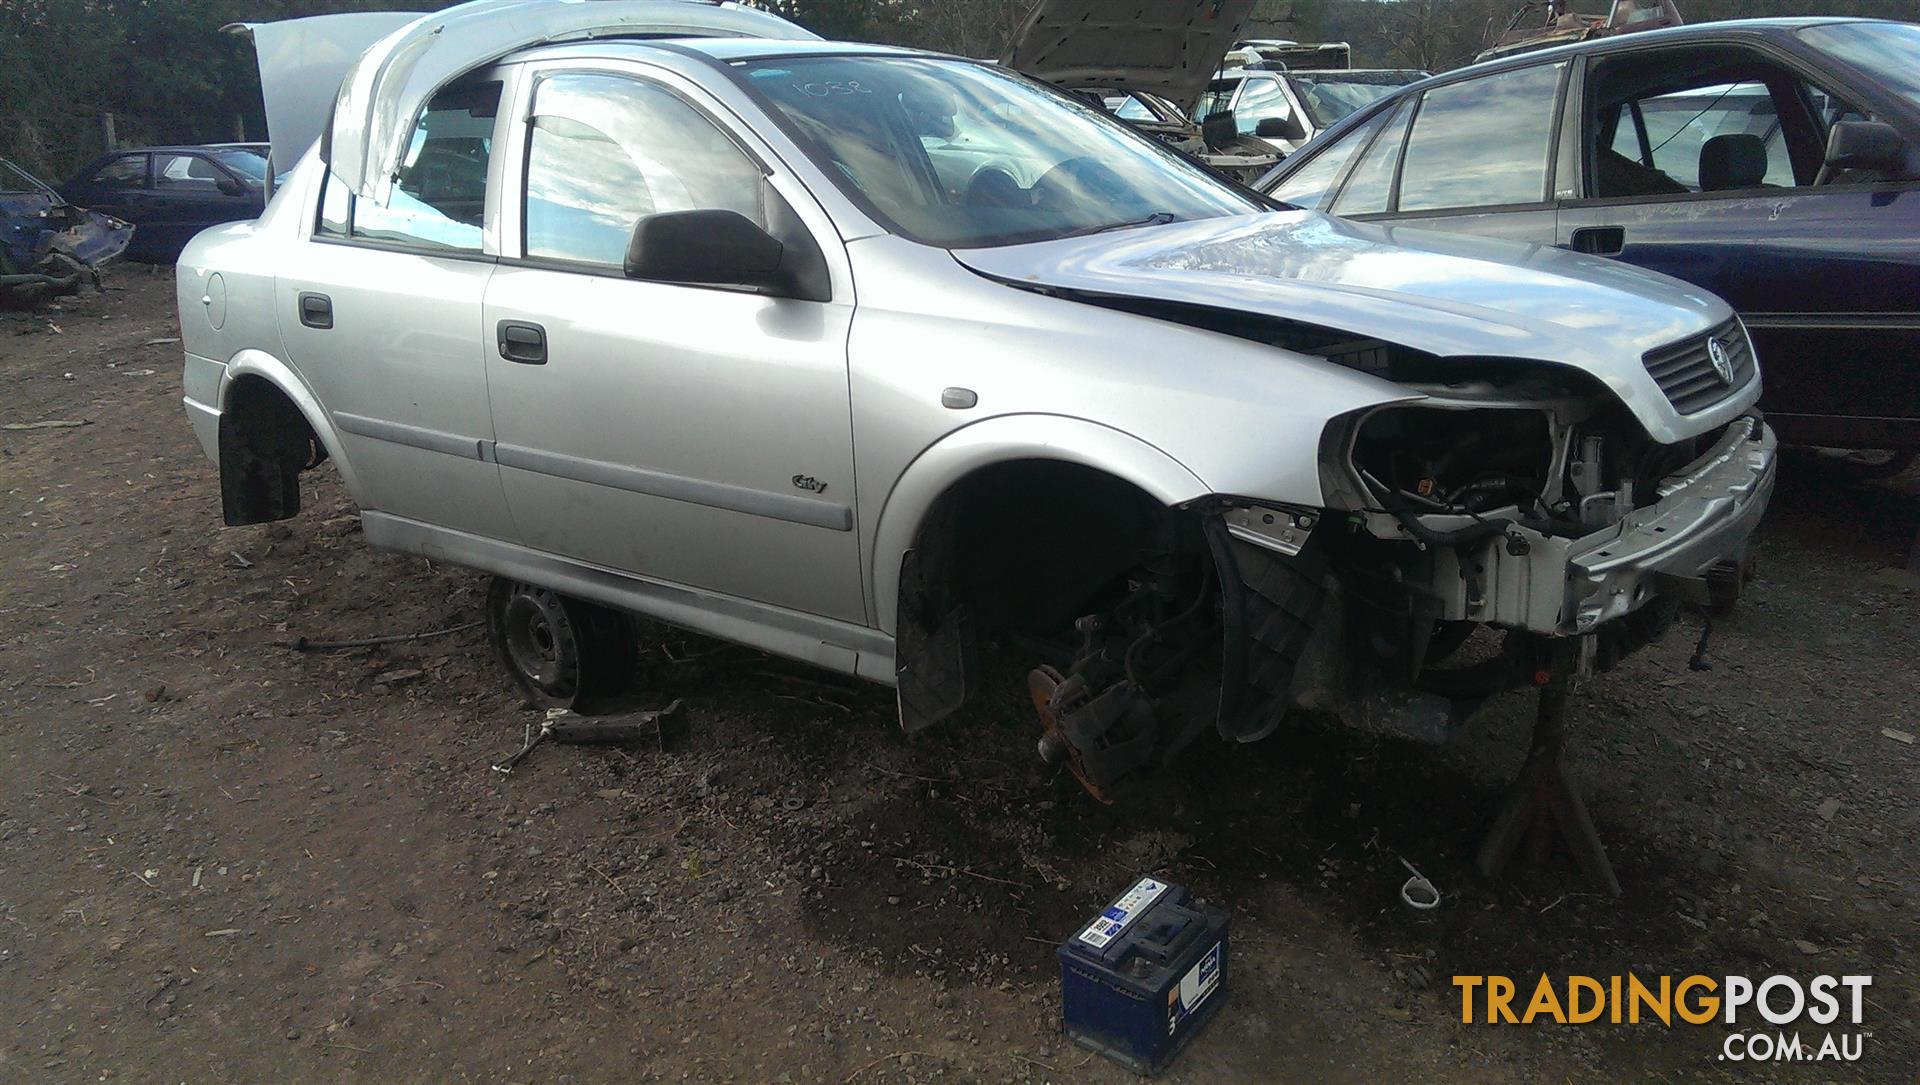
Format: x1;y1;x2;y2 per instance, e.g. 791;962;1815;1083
485;577;635;711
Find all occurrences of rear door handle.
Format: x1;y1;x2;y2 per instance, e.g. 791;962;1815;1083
1568;226;1626;256
497;320;547;365
298;292;333;330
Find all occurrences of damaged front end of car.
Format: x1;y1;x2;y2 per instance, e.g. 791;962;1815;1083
1023;335;1775;801
1;158;132;307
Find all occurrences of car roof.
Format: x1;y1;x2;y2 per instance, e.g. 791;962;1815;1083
512;35;937;66
1449;16;1881;79
94;146;262;156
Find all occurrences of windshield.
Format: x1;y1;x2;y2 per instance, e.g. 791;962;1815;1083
1287;71;1428;128
1799;22;1920;111
210;149;270;182
0;159;53;196
738;56;1262;249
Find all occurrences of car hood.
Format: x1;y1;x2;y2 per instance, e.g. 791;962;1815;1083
954;212;1743;443
1001;0;1256;112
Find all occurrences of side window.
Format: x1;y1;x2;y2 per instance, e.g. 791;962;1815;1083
523;72;765;268
1331;100;1414;216
1105;94;1157;122
1398;63;1566;213
154;153;224;192
1194;83;1236;122
1593;66;1870;197
1629;83;1792;191
318;171;351;239
1235;78;1294;135
1268;109;1387;211
89;155;147;187
319;81;501;251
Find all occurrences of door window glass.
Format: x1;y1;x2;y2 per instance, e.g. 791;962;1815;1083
345;81;501;251
1398;63;1565;212
1193;80;1240;122
1332;100;1414;215
1268;109;1387;211
1103;93;1158;122
524;72;766;268
89;155;147;187
318;171;351;239
154;153;226;192
1625;84;1791;191
1592;65;1874;197
1234;78;1295;135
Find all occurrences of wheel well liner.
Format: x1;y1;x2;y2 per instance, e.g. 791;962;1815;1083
218;374;327;525
891;458;1172;732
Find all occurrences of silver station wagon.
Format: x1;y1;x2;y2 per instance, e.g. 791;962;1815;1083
180;0;1775;799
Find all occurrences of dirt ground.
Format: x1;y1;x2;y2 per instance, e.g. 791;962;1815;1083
1;270;1916;1084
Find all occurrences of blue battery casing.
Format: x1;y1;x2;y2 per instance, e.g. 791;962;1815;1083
1057;877;1229;1076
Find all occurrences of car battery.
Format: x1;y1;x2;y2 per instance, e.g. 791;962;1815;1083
1057;877;1229;1075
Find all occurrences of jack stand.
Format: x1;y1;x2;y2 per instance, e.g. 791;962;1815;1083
1474;640;1623;897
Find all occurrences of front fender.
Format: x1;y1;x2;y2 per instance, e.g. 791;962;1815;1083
869;413;1210;635
220;348;366;502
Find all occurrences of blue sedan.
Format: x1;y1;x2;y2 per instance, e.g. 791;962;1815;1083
61;146;270;263
1259;17;1920;454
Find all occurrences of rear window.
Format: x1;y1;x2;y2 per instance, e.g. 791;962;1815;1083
317;82;501;252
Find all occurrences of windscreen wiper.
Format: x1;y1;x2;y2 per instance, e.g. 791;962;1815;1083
1059;211;1177;239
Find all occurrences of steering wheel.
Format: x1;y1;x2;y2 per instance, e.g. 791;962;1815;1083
1031;156;1134;212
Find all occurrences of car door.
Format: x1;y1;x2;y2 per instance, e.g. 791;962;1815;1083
275;78;515;542
1557;42;1920;442
147;152;254;259
482;64;864;624
65;154;151;252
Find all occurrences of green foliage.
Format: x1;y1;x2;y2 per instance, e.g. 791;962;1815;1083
0;0;459;180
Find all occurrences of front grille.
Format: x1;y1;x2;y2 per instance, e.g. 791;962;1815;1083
1642;317;1756;415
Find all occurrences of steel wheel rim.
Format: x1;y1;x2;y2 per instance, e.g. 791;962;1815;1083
501;587;580;701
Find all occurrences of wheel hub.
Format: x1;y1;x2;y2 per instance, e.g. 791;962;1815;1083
498;586;580;701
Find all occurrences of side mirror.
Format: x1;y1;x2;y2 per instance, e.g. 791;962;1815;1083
1823;120;1906;176
625;209;787;292
216;175;247;197
1255;115;1307;142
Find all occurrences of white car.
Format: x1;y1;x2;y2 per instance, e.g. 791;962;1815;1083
179;0;1774;796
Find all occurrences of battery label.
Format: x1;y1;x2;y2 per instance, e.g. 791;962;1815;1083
1076;877;1169;949
1167;942;1223;1034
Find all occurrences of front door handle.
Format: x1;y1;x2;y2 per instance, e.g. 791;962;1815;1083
1569;226;1626;256
298;291;333;330
497;321;547;365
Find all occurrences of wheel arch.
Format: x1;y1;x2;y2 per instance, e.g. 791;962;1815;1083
869;414;1210;636
220;348;364;500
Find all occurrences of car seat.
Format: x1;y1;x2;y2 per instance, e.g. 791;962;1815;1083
1698;133;1769;191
